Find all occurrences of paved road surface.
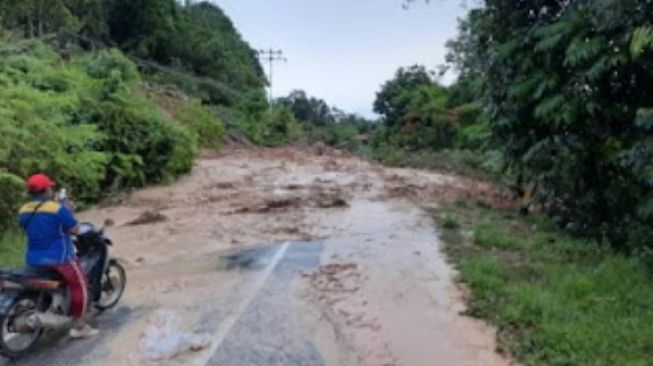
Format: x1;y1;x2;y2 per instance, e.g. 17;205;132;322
1;241;330;366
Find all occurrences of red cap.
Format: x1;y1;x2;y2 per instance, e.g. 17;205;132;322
27;174;55;192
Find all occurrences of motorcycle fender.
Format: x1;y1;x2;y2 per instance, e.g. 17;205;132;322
0;291;20;314
109;257;127;266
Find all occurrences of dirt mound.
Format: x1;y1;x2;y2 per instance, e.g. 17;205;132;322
317;197;348;208
214;182;236;190
382;169;515;209
385;183;427;199
126;210;167;226
230;188;349;214
231;197;303;214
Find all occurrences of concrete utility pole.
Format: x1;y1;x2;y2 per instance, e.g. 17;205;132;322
257;49;287;108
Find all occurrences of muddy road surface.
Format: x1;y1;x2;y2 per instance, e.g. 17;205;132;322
4;147;511;366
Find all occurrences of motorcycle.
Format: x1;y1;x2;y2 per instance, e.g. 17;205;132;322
0;218;127;359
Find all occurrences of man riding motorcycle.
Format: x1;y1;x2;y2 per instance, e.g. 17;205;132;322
17;174;99;339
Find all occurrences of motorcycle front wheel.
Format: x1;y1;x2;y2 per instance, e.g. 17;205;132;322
0;294;44;359
95;262;126;311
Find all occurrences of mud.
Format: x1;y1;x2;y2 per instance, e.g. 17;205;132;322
65;146;514;366
126;210;168;226
299;199;510;366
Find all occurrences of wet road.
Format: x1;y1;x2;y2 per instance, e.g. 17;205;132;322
207;242;325;366
2;241;326;366
2;198;509;366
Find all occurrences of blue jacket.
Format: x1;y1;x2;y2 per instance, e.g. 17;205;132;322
18;198;78;267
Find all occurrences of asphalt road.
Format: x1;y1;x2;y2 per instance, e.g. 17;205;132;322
1;241;325;366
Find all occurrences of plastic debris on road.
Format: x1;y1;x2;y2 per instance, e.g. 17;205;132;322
140;309;211;361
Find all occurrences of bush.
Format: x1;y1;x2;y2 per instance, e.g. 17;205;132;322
0;50;109;202
170;98;225;150
240;105;302;147
83;49;139;84
441;214;460;229
0;172;25;232
0;40;197;204
0;230;24;268
457;121;490;150
91;88;196;186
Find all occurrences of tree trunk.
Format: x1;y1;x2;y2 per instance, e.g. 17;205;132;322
26;15;35;38
37;1;43;37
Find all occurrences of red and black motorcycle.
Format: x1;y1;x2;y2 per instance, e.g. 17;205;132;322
0;219;126;359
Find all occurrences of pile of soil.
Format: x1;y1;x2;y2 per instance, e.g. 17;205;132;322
126;210;167;226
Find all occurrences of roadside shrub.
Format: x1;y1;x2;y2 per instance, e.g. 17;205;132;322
441;214;461;229
91;90;196;186
171;98;225;150
457;122;490;150
83;49;139;84
0;230;24;267
0;40;197;204
0;172;25;232
241;105;302;147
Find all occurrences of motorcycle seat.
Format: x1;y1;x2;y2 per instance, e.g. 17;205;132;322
0;267;63;281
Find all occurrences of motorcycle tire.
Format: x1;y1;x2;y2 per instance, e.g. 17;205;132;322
95;261;126;312
0;294;44;359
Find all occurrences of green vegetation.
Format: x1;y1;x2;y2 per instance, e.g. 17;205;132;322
0;42;198;200
440;213;460;230
0;0;264;256
0;172;25;232
380;1;653;254
0;0;265;105
0;230;24;268
236;105;303;147
438;201;653;365
150;90;225;150
275;90;376;150
380;3;653;361
368;64;501;180
446;1;653;251
373;65;455;150
473;223;521;251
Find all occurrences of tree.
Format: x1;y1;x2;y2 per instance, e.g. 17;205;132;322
0;0;267;105
448;0;653;248
276;90;335;126
373;65;456;150
0;0;78;37
374;65;435;128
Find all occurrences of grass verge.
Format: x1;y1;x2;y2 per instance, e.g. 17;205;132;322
436;200;653;366
0;230;24;268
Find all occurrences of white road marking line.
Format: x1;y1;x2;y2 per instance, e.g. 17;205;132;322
193;241;291;366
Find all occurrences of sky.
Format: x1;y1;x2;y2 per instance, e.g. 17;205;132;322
214;0;471;118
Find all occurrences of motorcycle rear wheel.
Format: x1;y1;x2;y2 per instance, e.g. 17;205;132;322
95;262;126;311
0;294;44;359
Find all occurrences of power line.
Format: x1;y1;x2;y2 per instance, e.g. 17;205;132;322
257;49;287;107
